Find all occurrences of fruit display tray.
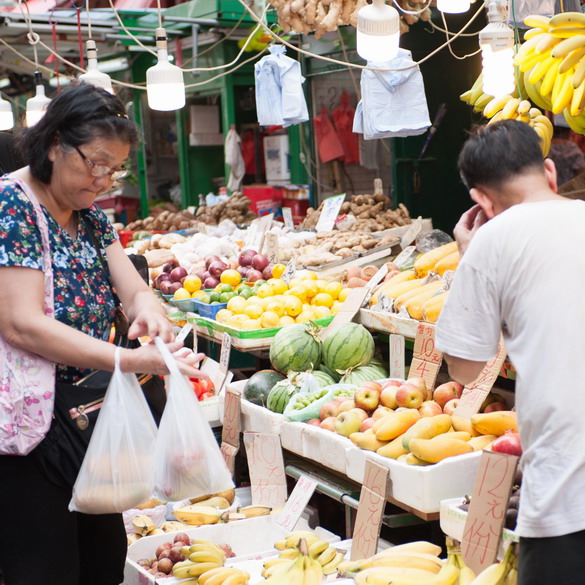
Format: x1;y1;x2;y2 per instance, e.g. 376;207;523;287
439;497;518;559
355;309;419;340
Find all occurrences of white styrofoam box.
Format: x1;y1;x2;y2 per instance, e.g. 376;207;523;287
189;133;224;146
297;423;352;475
345;449;483;514
124;516;340;585
264;134;290;184
440;498;518;559
278;420;307;457
200;395;221;427
190;105;220;134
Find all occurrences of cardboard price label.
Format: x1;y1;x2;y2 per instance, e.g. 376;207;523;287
400;216;423;249
281;254;297;285
351;459;389;561
243;431;288;508
455;340;507;419
277;475;318;532
282;207;294;229
461;451;519;574
315;194;346;232
200;355;233;396
389;334;405;380
321;287;369;338
221;387;242;474
265;232;280;265
409;322;443;391
258;214;274;255
220;332;231;373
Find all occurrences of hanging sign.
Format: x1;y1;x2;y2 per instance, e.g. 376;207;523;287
315;194;346;232
221;387;242;474
409;322;443;391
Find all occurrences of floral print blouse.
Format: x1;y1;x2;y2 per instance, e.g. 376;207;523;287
0;177;118;382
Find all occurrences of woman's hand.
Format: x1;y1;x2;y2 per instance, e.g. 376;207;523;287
127;309;173;343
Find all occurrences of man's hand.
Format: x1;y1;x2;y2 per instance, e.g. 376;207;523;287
453;204;488;256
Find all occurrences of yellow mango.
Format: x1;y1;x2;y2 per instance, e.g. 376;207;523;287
447;431;471;441
471;411;518;436
376;435;409;459
468;434;498;451
350;429;388;452
409;436;474;464
414;242;459;277
401;414;453;450
374;409;420;441
402;452;432;466
393;280;444;314
451;415;481;437
434;251;460;275
381;278;426;301
422;292;448;323
370;270;416;305
401;283;446;320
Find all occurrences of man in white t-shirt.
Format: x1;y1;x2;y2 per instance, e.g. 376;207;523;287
435;119;585;585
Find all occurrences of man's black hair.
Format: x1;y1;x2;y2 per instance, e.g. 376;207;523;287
458;120;545;191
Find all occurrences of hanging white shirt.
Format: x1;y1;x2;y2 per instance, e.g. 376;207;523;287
225;127;245;192
255;45;309;127
353;49;431;139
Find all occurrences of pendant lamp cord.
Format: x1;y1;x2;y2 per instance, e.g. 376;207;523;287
73;0;86;69
18;0;40;71
156;0;162;29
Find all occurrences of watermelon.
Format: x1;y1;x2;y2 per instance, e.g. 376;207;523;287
340;364;389;386
270;323;322;374
312;370;336;387
243;370;285;407
318;363;341;383
322;323;375;373
266;379;300;413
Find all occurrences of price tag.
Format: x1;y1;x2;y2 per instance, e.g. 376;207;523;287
455;341;507;419
315;193;346;233
389;334;405;380
221;387;242;474
400;217;423;249
258;214;274;254
282;207;294;229
243;431;288;508
245;219;260;250
220;332;231;374
321;287;370;338
276;475;318;532
176;323;192;345
351;459;389;561
409;322;443;391
197;222;208;235
461;451;519;574
265;232;280;265
281;254;297;285
200;355;233;396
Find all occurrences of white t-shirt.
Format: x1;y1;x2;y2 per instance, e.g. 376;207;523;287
435;199;585;538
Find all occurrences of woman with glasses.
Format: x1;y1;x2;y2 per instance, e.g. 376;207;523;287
0;83;203;585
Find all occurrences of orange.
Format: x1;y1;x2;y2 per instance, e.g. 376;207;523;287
313;292;334;308
284;296;302;317
325;281;343;300
260;311;280;329
220;269;242;287
183;276;202;294
272;263;287;279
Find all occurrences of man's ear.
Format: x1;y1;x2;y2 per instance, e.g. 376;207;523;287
544;158;558;193
470;187;496;219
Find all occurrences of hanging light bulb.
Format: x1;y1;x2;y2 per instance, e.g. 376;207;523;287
437;0;470;15
26;72;52;127
146;27;185;111
0;94;14;131
479;0;515;98
79;40;114;93
356;0;400;63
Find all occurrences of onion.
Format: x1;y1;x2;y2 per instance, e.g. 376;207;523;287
205;255;221;269
238;266;250;278
159;280;173;294
169;266;188;283
204;276;220;289
262;264;275;280
251;254;269;272
162;261;178;274
195;269;207;281
208;260;227;278
202;271;211;281
167;281;182;294
154;273;171;290
238;249;257;267
491;430;522;457
247;269;263;283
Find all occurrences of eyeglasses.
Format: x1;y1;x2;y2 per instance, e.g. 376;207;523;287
73;145;130;181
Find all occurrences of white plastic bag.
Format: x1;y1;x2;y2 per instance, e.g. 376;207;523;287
153;338;234;501
69;348;158;514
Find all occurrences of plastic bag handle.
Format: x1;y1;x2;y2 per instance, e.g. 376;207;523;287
154;337;182;378
114;346;122;371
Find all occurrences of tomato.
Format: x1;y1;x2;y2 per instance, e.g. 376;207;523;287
201;392;215;401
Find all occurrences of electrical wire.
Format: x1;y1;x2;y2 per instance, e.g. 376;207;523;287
429;18;481;36
17;0;41;72
441;10;482;59
337;30;360;100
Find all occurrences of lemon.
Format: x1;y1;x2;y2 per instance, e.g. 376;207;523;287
260;311;280;329
325;281;343;300
173;287;191;300
288;277;304;290
313;292;334;308
295;311;314;323
241;318;260;330
314;306;332;319
301;270;318;280
285;286;307;303
272;263;286;279
279;315;295;326
338;288;350;303
314;280;328;294
191;290;206;298
227;296;247;314
216;309;233;324
302;281;318;299
256;283;274;299
267;278;288;295
266;301;285;317
284;296;302;317
331;301;342;314
183;276;202;294
244;304;263;320
220;269;242;287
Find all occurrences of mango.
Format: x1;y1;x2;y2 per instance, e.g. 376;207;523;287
401;414;453;450
409;436;474;464
374;409;421;441
350;429;388;452
468;434;498;451
471;411;517;436
377;435;409;459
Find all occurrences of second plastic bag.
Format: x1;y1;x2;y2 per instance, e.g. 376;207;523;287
69;348;158;514
153;338;234;501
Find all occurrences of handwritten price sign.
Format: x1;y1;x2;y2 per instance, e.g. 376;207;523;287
220;332;231;373
461;451;518;574
351;459;389;561
389;334;405;380
315;193;346;232
243;431;288;508
455;341;507;419
282;207;294;229
276;475;318;532
409;323;443;391
221;388;242;474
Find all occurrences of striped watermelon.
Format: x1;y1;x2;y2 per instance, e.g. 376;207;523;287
270;323;322;374
266;379;299;413
312;370;336;387
318;363;341;383
341;364;389;385
322;323;375;373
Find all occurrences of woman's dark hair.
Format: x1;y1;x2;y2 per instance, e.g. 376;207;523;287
17;82;140;184
458;120;545;191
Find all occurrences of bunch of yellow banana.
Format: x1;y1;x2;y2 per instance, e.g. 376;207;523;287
273;531;345;575
445;538;475;585
172;541;226;580
262;539;324;585
198;566;251;585
460;69;526;115
467;541;517;585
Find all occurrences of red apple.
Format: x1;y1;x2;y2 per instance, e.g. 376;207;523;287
320;417;336;431
337;399;356;413
395;384;425;409
360;381;383;393
484;401;508;413
354;386;380;411
349;408;369;422
406;377;429;400
372;406;394;420
379;386;399;409
320;400;342;421
307;418;322;426
334;410;364;437
418;400;443;417
433;382;464;409
360;417;375;432
381;379;403;390
443;399;460;416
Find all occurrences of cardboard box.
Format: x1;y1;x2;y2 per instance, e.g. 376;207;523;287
190;105;220;135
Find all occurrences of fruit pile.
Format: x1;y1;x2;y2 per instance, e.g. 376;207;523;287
174;504;273;526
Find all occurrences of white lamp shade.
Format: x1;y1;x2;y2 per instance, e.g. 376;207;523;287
356;0;400;62
79;58;114;93
0;98;13;131
481;45;515;97
146;49;185;111
437;0;470;14
26;85;52;127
